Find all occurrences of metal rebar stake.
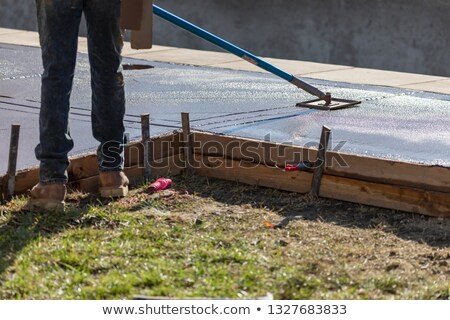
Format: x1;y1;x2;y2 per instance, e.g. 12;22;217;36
141;114;151;181
310;126;331;198
6;124;21;197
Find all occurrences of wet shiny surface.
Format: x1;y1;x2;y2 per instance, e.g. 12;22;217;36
0;44;449;172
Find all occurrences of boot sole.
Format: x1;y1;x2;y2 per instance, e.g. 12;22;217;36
100;185;129;198
27;199;65;212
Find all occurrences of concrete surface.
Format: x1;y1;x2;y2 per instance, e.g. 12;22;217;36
2;1;450;77
2;28;449;95
1;43;449;174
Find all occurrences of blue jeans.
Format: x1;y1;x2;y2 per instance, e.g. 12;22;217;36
35;0;126;184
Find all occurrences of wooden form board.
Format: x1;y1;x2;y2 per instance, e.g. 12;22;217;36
191;132;450;193
193;154;450;217
0;132;182;195
70;155;185;194
1;130;449;217
194;154;312;194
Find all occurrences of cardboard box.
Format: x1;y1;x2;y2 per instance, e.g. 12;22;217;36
120;0;143;30
120;0;153;49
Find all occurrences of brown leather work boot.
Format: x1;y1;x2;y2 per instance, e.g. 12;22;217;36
99;171;129;198
28;183;66;212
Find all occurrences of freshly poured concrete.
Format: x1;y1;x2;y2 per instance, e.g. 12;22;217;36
0;43;449;172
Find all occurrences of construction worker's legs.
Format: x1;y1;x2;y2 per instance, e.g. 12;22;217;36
35;0;82;184
84;0;126;172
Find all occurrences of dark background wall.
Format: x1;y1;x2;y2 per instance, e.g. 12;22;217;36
2;0;450;76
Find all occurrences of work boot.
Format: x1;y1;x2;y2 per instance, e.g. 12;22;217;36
99;171;129;198
28;183;66;212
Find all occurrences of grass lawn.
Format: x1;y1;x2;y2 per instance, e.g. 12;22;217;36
0;175;449;299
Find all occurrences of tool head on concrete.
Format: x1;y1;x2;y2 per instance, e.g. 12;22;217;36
297;93;361;111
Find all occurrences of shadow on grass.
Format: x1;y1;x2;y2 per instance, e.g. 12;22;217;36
176;175;450;249
0;194;113;275
0;174;448;279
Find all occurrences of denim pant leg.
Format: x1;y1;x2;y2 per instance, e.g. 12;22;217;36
35;0;82;184
84;0;126;172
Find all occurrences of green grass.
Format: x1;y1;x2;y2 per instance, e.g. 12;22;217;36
0;176;449;299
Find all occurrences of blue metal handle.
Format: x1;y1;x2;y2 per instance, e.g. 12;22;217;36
153;4;325;99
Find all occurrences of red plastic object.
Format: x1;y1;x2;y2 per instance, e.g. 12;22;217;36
149;178;172;192
284;164;299;172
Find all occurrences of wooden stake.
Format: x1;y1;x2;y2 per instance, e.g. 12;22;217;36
141;113;151;180
310;126;331;198
181;112;194;174
6;124;20;197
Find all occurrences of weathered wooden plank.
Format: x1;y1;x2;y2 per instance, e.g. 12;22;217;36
192;132;450;193
320;175;450;218
7;132;183;194
2;130;449;217
194;154;312;194
147;132;183;161
69;155;185;194
10;166;39;195
193;154;450;218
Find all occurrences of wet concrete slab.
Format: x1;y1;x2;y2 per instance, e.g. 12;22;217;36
0;43;449;173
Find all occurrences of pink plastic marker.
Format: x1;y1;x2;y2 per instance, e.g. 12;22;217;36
284;163;314;172
149;178;172;192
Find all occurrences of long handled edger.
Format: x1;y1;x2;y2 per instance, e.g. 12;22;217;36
152;4;361;110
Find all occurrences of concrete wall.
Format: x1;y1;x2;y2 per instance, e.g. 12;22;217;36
0;0;89;35
1;0;36;30
2;0;450;77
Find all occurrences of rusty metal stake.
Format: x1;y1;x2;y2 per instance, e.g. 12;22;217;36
141;114;151;181
310;126;331;198
6;124;21;198
181;112;194;174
